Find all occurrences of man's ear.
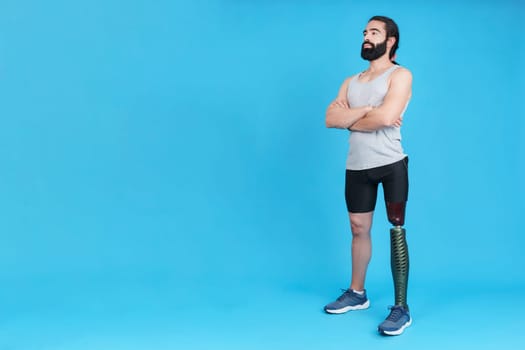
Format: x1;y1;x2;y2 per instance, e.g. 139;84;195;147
387;36;396;48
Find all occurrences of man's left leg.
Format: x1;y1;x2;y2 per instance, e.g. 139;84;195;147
378;158;411;336
387;202;410;309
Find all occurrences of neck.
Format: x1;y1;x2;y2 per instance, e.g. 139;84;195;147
367;55;394;73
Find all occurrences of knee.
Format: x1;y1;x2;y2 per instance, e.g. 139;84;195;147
349;212;373;237
350;219;369;237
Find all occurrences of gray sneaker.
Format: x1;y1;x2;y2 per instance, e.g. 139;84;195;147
324;289;370;314
378;305;412;335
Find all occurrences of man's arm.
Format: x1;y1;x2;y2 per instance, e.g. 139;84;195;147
326;77;373;129
349;68;412;132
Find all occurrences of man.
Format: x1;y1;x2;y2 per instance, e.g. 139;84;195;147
324;16;413;336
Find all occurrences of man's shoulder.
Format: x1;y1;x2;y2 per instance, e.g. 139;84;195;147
393;66;412;79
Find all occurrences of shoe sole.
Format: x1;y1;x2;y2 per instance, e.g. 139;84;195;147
324;300;370;314
379;317;412;336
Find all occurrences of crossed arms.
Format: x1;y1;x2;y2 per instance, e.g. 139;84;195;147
325;68;412;132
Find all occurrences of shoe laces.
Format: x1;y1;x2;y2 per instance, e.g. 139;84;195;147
385;305;406;322
336;288;353;301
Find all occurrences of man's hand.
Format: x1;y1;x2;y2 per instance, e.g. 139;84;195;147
392;115;403;127
329;99;350;109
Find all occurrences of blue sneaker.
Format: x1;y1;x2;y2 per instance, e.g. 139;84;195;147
324;289;370;314
378;305;412;335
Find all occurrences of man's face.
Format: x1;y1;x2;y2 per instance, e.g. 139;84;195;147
361;20;388;61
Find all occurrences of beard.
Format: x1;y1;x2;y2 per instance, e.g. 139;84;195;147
361;39;388;61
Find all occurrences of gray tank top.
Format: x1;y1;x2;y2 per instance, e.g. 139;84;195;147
346;65;408;170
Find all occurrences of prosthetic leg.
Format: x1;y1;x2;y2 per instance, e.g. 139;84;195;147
377;201;412;335
386;202;409;308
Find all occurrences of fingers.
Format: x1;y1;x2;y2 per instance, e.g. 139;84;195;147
330;100;349;109
393;117;403;127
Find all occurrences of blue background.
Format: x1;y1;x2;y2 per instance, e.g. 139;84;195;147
0;0;524;348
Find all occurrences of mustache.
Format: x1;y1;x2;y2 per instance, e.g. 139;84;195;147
361;41;374;49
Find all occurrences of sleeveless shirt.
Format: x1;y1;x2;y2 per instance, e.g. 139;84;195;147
346;65;408;170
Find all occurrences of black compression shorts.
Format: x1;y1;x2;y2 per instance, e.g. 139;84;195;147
345;157;408;213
